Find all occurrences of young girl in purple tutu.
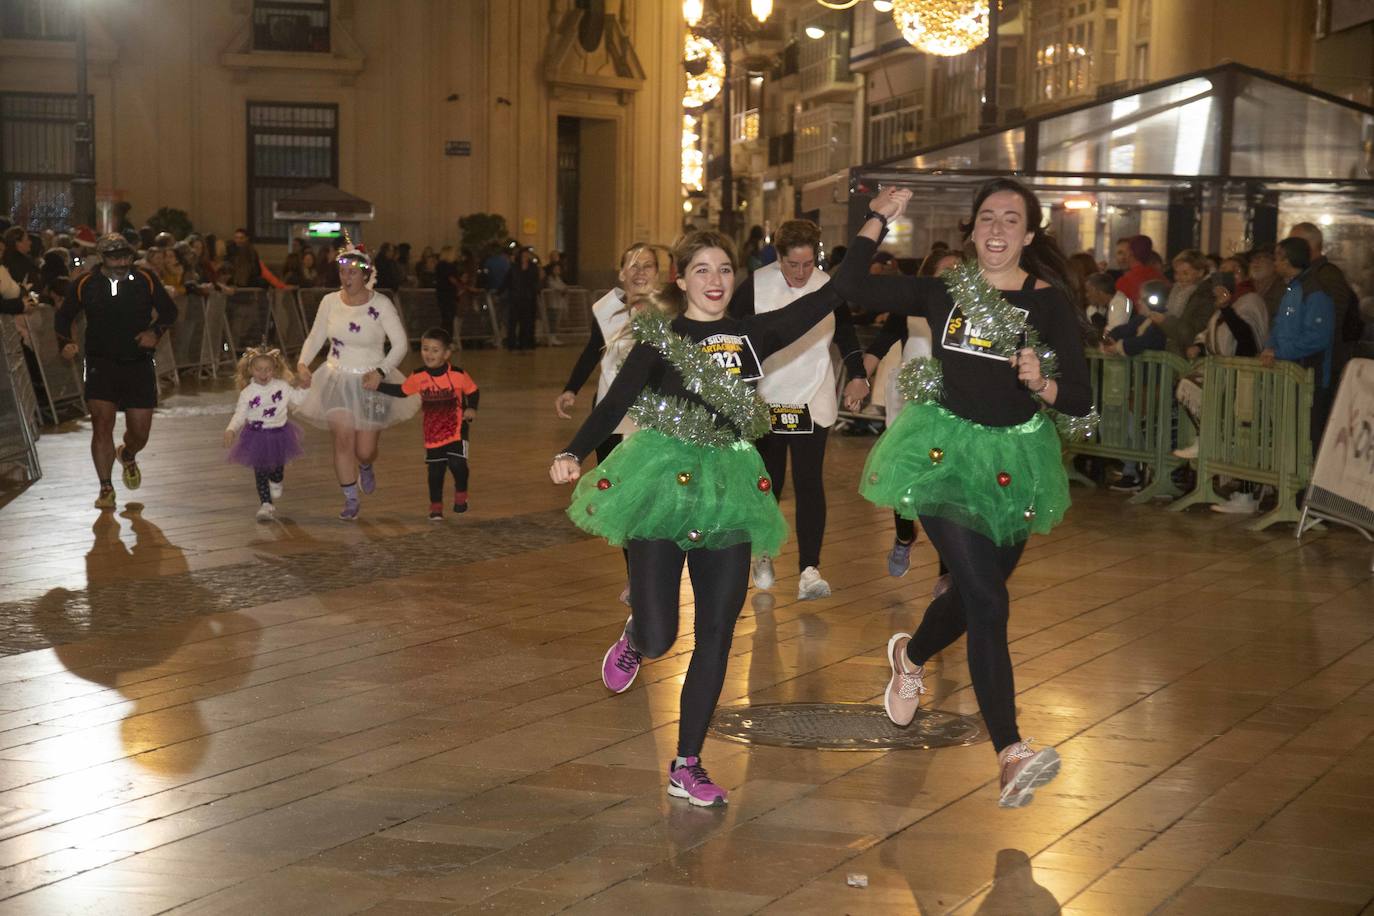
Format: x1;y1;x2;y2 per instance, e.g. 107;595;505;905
223;347;308;521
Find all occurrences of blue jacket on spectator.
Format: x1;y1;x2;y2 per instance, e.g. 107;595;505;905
1267;272;1334;387
1108;311;1168;356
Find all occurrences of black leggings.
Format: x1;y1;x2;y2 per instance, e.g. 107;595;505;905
757;425;829;571
894;512;916;543
905;514;1027;751
253;466;284;503
427;454;469;503
625;538;751;757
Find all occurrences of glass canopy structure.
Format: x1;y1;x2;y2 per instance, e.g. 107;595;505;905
850;63;1374;274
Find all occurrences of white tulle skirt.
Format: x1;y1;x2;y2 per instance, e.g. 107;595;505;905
294;364;419;432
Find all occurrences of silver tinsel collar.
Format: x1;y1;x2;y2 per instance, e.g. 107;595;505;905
626;309;771;446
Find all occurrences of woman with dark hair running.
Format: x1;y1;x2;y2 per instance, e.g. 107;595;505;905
550;230;843;807
829;181;1093;808
863;246;963;584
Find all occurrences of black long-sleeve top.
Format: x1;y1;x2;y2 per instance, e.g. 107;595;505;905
56;267;178;362
563;318;608;395
866;311;909;357
727;274;868;380
829;235;1091;426
562;286;842;460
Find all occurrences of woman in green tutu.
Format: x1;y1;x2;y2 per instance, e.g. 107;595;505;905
549;230;843;807
829;179;1093;808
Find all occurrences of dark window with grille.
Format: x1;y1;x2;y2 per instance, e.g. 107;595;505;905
246;102;338;243
252;0;330;53
1;92;91;230
0;0;77;40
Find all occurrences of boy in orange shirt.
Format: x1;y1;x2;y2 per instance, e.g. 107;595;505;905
362;327;478;519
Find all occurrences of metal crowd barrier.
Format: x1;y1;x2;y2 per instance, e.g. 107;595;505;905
267;288;307;356
395;288;440;342
458;291;502;347
168;291;235;379
1063;350;1194;504
226;289;271;350
538;287;594;346
1167;356;1314;530
19;305;84;421
0;315;42;481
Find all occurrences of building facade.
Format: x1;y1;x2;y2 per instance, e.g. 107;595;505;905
0;0;686;286
688;0;1371;252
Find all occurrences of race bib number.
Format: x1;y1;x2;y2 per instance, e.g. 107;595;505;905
941;306;1029;361
699;333;762;381
769;403;814;434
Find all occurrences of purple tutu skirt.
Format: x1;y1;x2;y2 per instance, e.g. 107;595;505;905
228;421;305;469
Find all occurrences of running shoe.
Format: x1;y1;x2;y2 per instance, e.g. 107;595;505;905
998;740;1062;808
887;538;913;577
452;496;468;514
1211;492;1259;515
667;756;727;807
751;555;775;590
601;615;641;694
94;485;116;510
359;463;376;494
339;496;360;520
1108;474;1142;493
256;502;275;522
883;632;927;727
269;480;284;500
116;446;141;490
797;566;831;600
428;502;443;521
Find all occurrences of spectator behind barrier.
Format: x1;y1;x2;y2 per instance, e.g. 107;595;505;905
1264;237;1336;450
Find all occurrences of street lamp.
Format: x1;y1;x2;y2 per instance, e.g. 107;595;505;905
683;0;771;239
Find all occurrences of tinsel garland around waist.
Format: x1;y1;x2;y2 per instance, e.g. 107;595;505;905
626;390;761;447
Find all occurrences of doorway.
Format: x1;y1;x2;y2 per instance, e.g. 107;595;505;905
555;114;618;289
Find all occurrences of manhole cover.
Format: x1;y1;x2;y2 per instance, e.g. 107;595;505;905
708;702;985;750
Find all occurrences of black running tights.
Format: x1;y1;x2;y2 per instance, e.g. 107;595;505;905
427;455;469;503
904;514;1027;751
253;466;284;503
625;538;751;757
756;426;829;571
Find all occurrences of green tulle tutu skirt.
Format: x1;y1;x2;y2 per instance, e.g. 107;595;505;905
567;428;786;556
860;402;1070;546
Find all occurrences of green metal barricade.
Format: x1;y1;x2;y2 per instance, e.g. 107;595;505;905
1168;356;1314;530
1064;350;1194;504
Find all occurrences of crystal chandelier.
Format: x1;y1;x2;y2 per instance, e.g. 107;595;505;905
891;0;989;56
682;33;725;108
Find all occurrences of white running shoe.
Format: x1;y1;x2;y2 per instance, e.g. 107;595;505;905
797;566;831;600
269;480;283;500
255;502;275;522
751;555;775;590
1211;491;1259;514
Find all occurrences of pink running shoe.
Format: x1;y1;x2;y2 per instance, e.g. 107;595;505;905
883;633;927;727
600;616;641;694
667;756;727;807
